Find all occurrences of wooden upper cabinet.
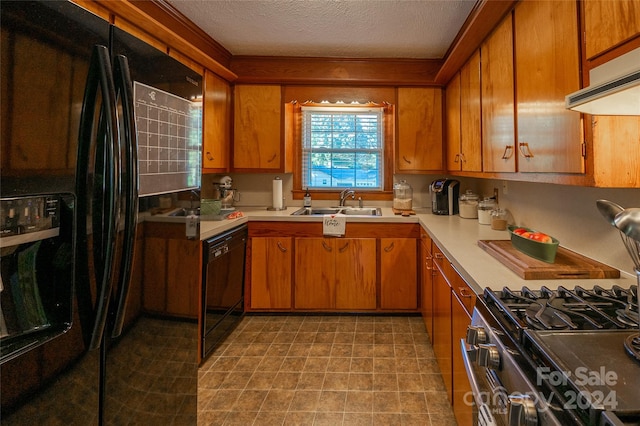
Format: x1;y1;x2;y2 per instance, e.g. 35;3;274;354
481;14;516;173
446;51;482;173
233;84;283;171
591;116;640;188
459;51;482;172
397;87;443;172
514;0;583;174
203;70;231;171
445;73;462;171
584;0;640;60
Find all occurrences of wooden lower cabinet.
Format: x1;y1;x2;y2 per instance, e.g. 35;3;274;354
420;229;434;337
432;259;453;403
380;238;418;309
246;222;419;313
142;223;200;318
295;238;376;310
250;237;292;309
452;293;473;425
430;240;476;422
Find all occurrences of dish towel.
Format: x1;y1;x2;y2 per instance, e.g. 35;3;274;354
323;214;346;236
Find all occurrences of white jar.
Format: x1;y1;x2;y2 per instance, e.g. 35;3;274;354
458;190;479;219
478;198;496;225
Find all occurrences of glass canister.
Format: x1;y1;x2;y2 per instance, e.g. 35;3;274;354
478;198;497;224
393;180;413;211
458;190;479;219
491;208;508;230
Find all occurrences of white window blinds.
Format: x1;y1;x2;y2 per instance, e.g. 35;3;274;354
301;106;384;190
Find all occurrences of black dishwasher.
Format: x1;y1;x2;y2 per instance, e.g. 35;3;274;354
201;224;247;361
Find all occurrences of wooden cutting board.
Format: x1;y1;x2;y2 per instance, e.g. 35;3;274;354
478;240;620;280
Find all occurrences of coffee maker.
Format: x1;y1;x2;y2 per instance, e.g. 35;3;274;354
430;178;460;215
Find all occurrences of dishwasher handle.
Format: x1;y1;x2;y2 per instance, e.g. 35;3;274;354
210;244;229;259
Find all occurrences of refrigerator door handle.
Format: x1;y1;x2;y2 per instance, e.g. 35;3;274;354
76;45;119;351
110;55;139;338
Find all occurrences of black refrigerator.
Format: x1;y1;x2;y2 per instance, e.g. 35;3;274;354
1;1;201;424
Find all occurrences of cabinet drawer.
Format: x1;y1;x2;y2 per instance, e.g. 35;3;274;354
451;272;476;316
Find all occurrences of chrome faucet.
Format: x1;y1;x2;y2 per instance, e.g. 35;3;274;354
339;188;356;206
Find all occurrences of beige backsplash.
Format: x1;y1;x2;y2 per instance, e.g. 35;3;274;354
202;172;640;276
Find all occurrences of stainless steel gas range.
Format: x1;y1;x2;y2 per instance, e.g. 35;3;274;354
462;285;640;426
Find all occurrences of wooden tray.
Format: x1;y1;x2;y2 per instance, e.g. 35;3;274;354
478;240;620;280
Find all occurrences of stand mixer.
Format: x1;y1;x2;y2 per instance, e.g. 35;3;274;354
215;176;239;209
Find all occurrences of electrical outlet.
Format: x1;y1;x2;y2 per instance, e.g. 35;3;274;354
493;188;499;204
502;181;509;195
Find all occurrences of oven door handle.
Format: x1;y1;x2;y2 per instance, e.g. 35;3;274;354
460;339;499;426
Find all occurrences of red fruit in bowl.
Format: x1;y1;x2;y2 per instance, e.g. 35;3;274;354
512;228;528;236
529;232;552;243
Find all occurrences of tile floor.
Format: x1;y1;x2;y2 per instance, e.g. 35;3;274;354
198;314;457;425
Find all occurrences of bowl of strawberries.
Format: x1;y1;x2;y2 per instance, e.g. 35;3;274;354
508;225;559;263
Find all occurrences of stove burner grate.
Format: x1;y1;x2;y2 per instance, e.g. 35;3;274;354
624;333;640;362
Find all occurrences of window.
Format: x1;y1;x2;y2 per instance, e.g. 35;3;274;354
301;105;384;190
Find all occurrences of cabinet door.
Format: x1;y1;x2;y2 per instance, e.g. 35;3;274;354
514;0;583;173
433;263;453;403
250;237;292;309
584;0;640;60
380;238;418;309
335;238;377;310
452;294;473;426
295;238;335;309
166;238;200;318
397;87;443;172
143;237;167;313
459;50;482;172
233;84;282;170
420;231;434;338
592;116;640;188
445;73;462;171
203;70;230;170
482;13;516;173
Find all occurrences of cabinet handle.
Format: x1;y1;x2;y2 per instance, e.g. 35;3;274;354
206;151;213;161
501;145;513;159
460;153;466;163
434;252;444;259
454;153;460;163
338;242;350;253
402;156;411;164
459;287;473;298
322;241;332;252
267;153;277;163
384;242;395;252
277;241;287;252
519;142;534;158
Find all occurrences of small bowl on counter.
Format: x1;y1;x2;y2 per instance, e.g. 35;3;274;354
508;225;559;263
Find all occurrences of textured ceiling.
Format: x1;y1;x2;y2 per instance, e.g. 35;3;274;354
165;0;478;59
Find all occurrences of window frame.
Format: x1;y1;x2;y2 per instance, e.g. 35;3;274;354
291;101;395;201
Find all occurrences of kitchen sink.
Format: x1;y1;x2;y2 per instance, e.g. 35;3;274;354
291;207;382;216
168;208;200;217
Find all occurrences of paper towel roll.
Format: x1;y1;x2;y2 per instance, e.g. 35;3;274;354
272;177;283;209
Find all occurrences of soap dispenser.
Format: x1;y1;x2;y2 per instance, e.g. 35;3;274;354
303;188;312;207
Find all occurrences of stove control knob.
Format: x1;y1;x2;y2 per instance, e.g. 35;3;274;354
477;343;500;369
508;393;538;426
466;325;487;345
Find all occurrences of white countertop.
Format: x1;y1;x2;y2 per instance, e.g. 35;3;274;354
149;206;637;295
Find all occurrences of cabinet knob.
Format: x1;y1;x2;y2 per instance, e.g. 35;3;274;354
277;241;287;252
384;242;395;252
206;151;213;161
338;242;350;253
402;155;411;164
267;153;277;163
477;343;500;369
454;153;460;163
508;393;538;426
322;241;332;252
466;325;487;345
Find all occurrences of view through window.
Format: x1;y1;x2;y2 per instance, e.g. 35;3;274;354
301;106;384;190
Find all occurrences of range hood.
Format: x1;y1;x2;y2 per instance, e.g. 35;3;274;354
566;47;640;115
